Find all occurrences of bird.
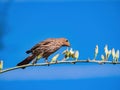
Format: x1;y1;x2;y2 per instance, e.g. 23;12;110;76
17;38;70;69
51;54;59;63
94;45;98;60
0;60;3;70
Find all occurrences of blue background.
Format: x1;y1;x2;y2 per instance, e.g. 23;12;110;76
0;0;120;90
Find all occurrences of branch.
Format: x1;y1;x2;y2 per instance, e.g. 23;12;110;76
0;60;120;74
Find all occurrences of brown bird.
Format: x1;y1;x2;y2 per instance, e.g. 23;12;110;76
17;38;70;69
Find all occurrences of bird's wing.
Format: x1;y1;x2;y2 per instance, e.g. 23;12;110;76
26;38;55;54
39;41;62;58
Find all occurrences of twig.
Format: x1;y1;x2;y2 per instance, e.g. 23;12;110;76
0;60;120;74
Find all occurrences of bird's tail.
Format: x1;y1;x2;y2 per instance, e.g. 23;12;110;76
17;54;36;69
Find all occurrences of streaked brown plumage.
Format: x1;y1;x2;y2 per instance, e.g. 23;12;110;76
17;38;70;69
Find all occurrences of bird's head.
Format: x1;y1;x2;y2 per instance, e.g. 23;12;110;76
58;38;70;47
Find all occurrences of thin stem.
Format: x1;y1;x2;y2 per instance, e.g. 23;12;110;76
0;60;120;74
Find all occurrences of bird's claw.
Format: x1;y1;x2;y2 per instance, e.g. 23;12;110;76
71;61;76;64
46;62;50;66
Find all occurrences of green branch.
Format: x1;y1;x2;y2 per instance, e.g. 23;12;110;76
0;60;120;74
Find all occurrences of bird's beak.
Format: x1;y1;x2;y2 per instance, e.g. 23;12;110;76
67;42;70;47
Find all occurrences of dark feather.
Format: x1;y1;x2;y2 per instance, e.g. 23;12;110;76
17;54;36;69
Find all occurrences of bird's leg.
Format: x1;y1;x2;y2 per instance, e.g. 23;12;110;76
44;58;50;66
32;57;37;65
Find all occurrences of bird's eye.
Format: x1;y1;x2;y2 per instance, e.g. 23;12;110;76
66;40;68;42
